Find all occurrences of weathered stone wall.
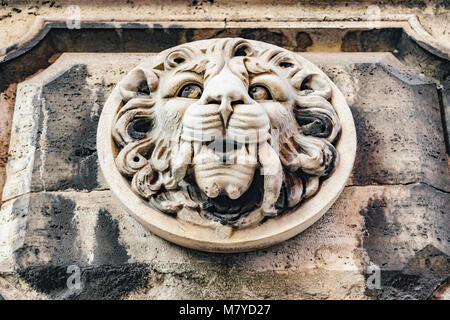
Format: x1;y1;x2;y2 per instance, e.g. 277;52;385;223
0;1;448;300
1;1;449;49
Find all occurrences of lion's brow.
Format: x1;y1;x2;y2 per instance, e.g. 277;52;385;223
174;59;208;75
244;59;276;75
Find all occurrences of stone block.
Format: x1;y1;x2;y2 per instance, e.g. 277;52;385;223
304;53;449;190
2;54;150;201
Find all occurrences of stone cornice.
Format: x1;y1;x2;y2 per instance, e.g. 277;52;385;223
1;14;449;64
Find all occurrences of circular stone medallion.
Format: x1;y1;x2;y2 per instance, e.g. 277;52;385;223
97;38;356;252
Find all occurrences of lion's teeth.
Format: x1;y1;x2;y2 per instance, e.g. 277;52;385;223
193;141;202;156
225;184;241;199
171;140;192;182
204;182;220;198
258;142;283;216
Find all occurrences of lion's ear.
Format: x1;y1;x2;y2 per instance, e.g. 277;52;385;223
118;67;159;101
164;46;200;70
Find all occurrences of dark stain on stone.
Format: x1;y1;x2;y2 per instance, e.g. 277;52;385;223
359;197;388;231
122;28;185;52
437;86;450;156
168;24;185;29
238;28;290;47
404;245;450;278
359;196;399;267
94;209;129;265
73;263;149;300
185;29;195;42
342;28;403;52
410;82;448;179
119;22;148;29
364;245;450;300
294;107;333;138
14;194;149;299
31;64;101;192
18;265;68;295
18;263;150;300
340;62;448;189
349;105;383;185
45;195;79;264
401;0;427;9
295;32;313;51
79;22;116;30
14;194;80;268
49;26;186;53
360;191;449;299
191;0;214;8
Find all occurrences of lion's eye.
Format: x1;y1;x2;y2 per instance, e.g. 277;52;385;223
178;83;203;99
249;85;272;100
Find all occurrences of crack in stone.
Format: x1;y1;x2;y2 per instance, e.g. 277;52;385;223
1;180;448;208
346;181;450;194
1;188;111;205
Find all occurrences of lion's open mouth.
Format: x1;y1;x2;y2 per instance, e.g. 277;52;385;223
190;139;271;225
201;169;264;224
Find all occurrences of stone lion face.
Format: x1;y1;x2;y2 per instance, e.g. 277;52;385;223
112;38;340;229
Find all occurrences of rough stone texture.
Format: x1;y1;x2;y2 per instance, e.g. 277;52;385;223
365;244;449;300
0;189;366;299
1;54;149;202
304;53;449;191
0;52;448;299
430;278;450;300
0;83;16;202
0;1;449;51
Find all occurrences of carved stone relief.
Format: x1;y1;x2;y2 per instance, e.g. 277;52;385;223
97;38;356;252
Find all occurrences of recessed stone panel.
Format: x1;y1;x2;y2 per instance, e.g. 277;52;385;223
2;54;150;201
303;53;449;190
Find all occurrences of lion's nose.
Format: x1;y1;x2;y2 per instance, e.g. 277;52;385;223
200;67;250;127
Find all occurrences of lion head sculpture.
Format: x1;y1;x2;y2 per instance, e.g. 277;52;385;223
110;38;340;230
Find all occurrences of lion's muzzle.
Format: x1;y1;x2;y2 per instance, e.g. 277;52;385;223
170;65;283;216
172;101;282;216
